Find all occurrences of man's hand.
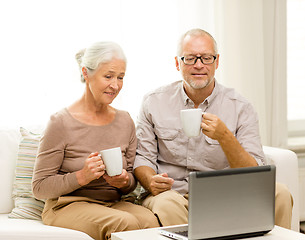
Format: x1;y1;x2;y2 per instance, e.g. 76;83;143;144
149;172;174;196
200;112;258;168
134;166;175;196
201;112;227;140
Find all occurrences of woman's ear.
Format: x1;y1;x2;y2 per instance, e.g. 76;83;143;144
82;67;89;81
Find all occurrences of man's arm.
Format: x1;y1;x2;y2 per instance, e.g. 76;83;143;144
134;93;175;195
134;166;174;196
201;112;258;168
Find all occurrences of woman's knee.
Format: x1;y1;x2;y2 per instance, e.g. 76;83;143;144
94;211;142;240
108;211;141;230
43;202;142;240
130;205;160;228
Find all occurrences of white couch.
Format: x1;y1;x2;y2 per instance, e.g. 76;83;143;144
0;127;300;239
263;146;300;231
0;127;94;240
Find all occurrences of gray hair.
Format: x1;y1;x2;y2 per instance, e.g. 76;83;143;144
75;41;127;82
176;28;218;56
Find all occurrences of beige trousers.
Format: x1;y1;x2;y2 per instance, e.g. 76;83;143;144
142;182;293;229
42;196;160;240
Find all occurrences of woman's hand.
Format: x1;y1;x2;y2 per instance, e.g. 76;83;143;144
103;169;130;189
76;152;105;186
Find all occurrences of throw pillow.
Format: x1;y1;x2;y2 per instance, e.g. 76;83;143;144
9;127;45;220
9;197;44;220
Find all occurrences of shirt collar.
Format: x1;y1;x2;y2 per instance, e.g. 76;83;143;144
206;79;219;105
180;81;190;106
180;79;220;107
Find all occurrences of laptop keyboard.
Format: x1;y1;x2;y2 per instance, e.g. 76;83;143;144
176;230;188;237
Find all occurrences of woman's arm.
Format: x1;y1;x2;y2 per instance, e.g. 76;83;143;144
32;114;80;200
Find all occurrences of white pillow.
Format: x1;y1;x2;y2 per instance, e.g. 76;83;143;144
0;128;21;213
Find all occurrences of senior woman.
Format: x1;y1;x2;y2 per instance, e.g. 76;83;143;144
32;42;159;240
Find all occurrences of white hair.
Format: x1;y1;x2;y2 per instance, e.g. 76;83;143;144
75;41;127;82
177;28;218;56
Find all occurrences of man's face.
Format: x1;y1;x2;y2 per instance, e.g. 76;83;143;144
175;35;219;89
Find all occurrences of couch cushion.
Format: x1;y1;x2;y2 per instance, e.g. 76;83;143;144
9;127;44;220
0;214;93;240
0;128;21;213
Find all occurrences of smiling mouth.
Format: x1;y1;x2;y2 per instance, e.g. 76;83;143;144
105;92;116;96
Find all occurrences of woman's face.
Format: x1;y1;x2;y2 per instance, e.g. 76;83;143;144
84;58;126;106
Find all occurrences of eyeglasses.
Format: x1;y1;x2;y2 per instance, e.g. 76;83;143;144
179;55;217;65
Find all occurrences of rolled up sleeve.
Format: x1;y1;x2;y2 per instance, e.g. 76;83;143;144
134;95;159;172
236;102;266;166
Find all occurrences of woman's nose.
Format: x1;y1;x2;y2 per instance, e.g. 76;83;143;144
110;78;119;90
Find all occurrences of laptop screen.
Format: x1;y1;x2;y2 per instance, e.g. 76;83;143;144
188;165;275;239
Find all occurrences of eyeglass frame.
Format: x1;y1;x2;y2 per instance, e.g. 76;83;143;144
179;55;217;65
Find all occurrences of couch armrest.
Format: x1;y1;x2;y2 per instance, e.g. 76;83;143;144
263;146;300;231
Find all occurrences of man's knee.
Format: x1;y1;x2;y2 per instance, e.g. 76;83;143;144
275;182;293;229
276;183;293;207
142;190;188;226
143;190;186;210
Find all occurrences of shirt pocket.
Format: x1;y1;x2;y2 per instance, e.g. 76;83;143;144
155;127;178;140
204;136;220;145
154;127;184;164
204;135;228;169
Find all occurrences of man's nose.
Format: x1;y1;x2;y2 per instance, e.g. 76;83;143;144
194;58;205;68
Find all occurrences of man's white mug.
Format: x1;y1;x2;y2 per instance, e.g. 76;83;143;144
100;147;123;176
180;108;203;137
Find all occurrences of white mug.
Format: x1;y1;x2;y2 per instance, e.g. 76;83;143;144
99;147;123;176
180;109;203;137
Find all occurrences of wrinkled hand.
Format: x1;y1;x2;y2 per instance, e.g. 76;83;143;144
103;169;130;189
149;173;174;196
77;152;105;186
201;112;228;140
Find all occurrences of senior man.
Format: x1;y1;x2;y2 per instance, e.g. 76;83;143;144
133;28;293;229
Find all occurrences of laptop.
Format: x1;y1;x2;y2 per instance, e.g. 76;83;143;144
159;165;275;240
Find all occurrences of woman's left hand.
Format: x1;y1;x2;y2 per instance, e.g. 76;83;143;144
103;169;130;189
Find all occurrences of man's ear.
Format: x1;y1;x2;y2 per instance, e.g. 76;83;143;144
175;56;180;71
215;54;220;69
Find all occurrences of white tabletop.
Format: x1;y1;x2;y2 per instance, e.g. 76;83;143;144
112;225;305;240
